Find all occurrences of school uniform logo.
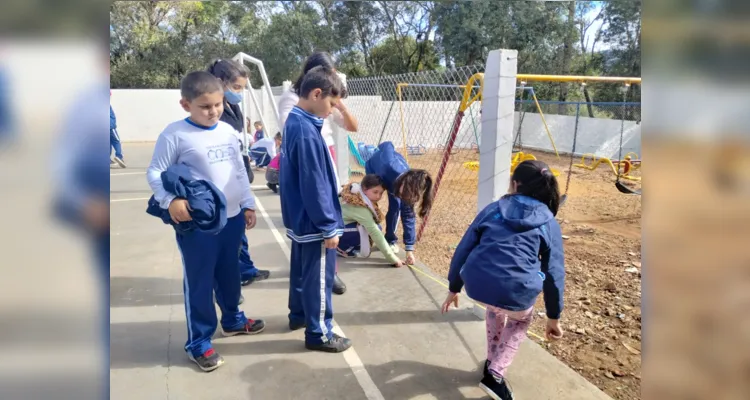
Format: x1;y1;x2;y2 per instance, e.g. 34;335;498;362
206;143;237;164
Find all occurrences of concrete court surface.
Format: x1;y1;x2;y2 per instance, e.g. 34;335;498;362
110;143;611;400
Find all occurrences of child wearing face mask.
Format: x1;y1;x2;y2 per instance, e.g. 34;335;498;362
206;59;271;297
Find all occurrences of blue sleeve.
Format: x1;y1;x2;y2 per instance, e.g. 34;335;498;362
400;202;416;251
540;221;566;319
447;203;494;293
296;135;340;238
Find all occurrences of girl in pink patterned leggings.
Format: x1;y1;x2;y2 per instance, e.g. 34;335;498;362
442;160;566;400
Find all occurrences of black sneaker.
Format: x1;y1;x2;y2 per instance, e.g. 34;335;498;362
289;319;306;331
305;333;352;353
188;348;224;372
241;270;271;286
479;374;514;400
483;359;490;377
222;319;265;337
333;274;346;295
267;182;278;193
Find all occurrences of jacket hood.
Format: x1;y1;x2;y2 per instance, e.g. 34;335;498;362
497;194;554;232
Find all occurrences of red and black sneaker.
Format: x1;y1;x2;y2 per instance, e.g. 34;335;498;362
187;348;224;372
222;319;266;336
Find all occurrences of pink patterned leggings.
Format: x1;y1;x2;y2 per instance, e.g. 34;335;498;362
485;305;534;378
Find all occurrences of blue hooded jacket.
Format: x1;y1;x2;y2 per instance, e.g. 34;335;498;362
279;106;343;242
146;164;227;235
447;195;565;319
365;141;408;193
364;141;417;250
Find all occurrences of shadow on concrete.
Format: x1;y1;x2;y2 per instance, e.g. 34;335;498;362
240;358;487;400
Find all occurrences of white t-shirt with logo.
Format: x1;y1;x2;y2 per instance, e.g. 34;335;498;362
146;119;255;218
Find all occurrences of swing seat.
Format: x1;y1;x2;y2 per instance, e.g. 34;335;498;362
616;181;641;195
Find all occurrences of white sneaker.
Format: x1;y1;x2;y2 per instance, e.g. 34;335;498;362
390;244;402;254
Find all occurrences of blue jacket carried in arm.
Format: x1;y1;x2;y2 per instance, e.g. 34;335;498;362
447;195;566;319
146;164;228;235
279;106;343;242
365;141;416;249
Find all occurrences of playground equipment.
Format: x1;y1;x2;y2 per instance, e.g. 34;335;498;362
232;52;278;152
462;151;561;177
574;152;641;181
520;76;643;202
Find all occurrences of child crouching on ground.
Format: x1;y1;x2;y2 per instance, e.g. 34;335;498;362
280;66;351;352
146;71;265;372
442;160;566;400
265;132;282;194
338;174;404;268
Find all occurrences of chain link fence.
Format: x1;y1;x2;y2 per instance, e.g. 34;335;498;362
343;70;642;277
345;65;485;275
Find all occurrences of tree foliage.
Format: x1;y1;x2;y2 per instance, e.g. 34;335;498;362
110;0;641;105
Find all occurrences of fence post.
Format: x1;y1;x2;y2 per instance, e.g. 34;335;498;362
332;72;350;185
478;49;517;214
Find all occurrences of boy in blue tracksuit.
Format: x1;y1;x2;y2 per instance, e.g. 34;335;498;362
365;141;434;265
441;160;566;400
147;71;266;372
279;66;351;353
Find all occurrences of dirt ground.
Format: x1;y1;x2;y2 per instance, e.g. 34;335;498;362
392;148;643;400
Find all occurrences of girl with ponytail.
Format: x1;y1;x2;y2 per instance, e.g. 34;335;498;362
364;141;434;265
441;160;566;400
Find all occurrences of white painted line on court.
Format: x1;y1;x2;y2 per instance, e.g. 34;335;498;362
110;172;145;176
110;197;150;203
253;197;385;400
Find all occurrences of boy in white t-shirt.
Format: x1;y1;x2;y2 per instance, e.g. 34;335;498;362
146;71;266;372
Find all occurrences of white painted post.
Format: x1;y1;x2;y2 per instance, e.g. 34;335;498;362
478;49;517;212
473;49;517;320
332;72;350;185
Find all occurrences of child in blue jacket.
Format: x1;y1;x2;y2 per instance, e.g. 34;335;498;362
442;160;566;400
365;141;434;265
279;66;351;353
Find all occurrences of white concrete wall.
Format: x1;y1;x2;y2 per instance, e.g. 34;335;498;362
111;89;641;159
110;89;282;142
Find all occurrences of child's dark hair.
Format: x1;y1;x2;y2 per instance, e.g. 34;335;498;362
274;132;282;141
181;71;223;101
254;120;263;127
293;52;336;94
299;66;347;99
361;174;386;191
393;169;433;219
207;59;249;85
511;160;561;216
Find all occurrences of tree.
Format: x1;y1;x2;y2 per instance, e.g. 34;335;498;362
370;36;439;76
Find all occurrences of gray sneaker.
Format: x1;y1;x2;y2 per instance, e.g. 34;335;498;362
305;333;352;353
